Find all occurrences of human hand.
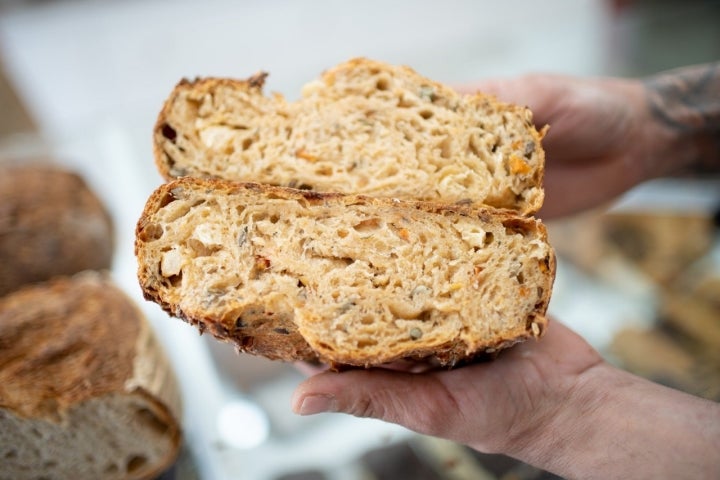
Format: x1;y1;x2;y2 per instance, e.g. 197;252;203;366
456;74;681;218
292;321;602;455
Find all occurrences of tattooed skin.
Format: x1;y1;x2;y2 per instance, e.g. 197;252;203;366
644;62;720;174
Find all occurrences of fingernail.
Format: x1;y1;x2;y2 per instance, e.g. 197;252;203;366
298;394;337;415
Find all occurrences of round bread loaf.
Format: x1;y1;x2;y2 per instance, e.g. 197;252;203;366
0;272;182;480
0;163;114;296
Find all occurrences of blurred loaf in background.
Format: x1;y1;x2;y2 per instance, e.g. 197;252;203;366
0;272;182;480
0;160;182;479
550;208;720;401
0;163;114;296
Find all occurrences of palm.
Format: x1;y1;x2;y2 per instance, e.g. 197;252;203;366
294;322;602;454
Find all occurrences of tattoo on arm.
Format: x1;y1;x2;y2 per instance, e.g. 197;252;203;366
644;62;720;174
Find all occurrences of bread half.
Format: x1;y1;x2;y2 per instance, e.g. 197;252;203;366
154;58;546;214
136;178;555;367
0;272;181;480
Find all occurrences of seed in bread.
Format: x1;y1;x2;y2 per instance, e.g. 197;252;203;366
136;178;555;367
0;163;114;296
0;272;181;480
154;58;546;214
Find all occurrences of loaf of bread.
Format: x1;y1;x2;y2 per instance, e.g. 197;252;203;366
136;178;554;367
154;58;546;214
0;163;114;296
0;272;181;480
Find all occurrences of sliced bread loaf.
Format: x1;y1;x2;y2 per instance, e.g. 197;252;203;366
0;272;181;480
136;178;555;367
154;58;546;214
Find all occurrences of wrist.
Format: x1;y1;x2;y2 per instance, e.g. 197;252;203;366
642;62;720;176
504;361;720;479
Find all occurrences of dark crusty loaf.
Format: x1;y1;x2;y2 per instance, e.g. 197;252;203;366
136;178;555;367
0;272;181;480
0;163;114;296
154;58;546;214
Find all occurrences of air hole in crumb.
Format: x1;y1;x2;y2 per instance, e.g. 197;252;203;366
419;110;434;120
241;137;254;150
353;218;382;233
269;214;280;224
126;455;148;473
376;77;390;91
337;229;349;238
104;464;119;474
537;286;544;298
135;407;170;436
360;316;374;325
139;223;164;242
315;165;332;176
516;272;525;284
166;273;182;287
161;123;177;142
43;460;58;468
357;339;378;348
483;232;494;247
30;427;42;439
439;137;452;158
4;450;17;459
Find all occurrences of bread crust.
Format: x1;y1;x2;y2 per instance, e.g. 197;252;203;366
153;58;546;215
0;272;181;479
136;178;555;367
0;163;114;296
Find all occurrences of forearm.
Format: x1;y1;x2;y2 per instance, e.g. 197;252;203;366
508;363;720;479
643;62;720;176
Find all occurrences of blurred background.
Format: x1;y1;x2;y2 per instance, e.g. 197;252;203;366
1;0;719;478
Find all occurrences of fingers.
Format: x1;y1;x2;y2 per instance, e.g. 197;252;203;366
292;364;480;444
291;321;604;454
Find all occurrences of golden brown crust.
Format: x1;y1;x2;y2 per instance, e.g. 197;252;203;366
136;178;555;367
0;273;147;416
0;164;114;296
153;76;262;180
0;272;181;479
